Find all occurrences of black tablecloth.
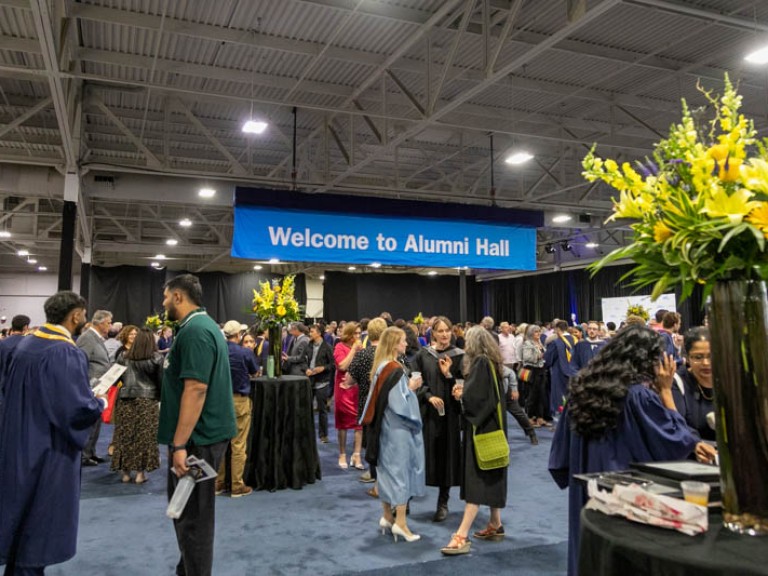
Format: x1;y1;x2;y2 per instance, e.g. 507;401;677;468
244;376;321;491
579;508;768;576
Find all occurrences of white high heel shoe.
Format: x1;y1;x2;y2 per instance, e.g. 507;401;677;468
379;517;393;534
392;523;421;543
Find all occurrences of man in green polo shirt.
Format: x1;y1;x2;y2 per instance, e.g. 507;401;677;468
158;274;236;576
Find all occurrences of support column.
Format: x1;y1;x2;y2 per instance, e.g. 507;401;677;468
80;247;91;302
58;173;78;291
459;269;467;324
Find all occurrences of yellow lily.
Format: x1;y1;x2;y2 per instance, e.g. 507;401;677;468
741;159;768;195
653;220;674;243
702;188;760;225
747;203;768;234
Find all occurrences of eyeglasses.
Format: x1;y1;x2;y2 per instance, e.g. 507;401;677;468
689;354;712;363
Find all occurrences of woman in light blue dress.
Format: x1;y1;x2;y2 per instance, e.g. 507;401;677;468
361;326;425;543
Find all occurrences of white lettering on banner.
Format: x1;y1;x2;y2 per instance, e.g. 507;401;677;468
476;238;509;257
404;235;469;255
267;225;511;258
269;227;369;251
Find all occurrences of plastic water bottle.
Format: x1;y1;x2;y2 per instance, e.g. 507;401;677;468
166;474;196;519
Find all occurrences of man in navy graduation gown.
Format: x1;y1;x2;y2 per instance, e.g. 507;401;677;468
569;321;606;374
0;292;105;575
544;320;576;418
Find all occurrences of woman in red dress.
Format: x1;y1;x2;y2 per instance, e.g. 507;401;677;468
334;322;364;469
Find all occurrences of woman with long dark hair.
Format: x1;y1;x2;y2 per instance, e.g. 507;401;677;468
548;325;717;576
111;328;163;484
441;326;508;556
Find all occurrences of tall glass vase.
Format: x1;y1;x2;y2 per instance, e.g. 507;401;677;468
708;280;768;535
267;325;283;378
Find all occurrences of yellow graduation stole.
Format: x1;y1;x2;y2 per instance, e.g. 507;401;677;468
33;324;76;346
559;334;573;362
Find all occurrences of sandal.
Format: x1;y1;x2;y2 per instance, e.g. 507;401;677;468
350;453;365;470
366;486;379;499
121;473;131;484
338;455;349;470
441;533;471;556
473;523;505;541
134;473;147;484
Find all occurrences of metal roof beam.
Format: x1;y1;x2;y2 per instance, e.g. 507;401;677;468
171;98;248;176
89;96;163;169
0;97;52;139
625;0;768;33
317;0;622;191
29;0;76;170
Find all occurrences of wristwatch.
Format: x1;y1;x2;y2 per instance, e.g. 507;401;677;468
169;444;187;453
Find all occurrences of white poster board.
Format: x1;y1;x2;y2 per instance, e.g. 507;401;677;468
600;294;677;327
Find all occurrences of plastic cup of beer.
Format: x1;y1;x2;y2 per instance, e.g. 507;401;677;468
437;403;445;417
680;481;710;506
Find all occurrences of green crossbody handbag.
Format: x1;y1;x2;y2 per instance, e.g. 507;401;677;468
472;363;510;471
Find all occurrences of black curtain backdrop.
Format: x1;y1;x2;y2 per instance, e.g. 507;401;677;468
484;264;706;329
89;266;305;327
89;265;167;324
323;271;482;323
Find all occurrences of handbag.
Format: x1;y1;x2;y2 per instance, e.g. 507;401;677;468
101;383;119;424
517;366;532;382
472;364;510;471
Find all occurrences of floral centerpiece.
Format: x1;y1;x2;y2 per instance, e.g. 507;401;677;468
144;312;176;332
625;303;649;322
584;75;768;535
252;275;303;377
413;312;425;325
145;314;162;331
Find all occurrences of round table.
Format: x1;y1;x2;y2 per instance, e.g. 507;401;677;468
243;375;321;491
579;508;768;576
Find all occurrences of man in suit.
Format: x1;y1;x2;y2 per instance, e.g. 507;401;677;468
76;309;113;466
281;322;309;376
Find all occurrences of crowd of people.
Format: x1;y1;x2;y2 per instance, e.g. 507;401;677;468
0;277;719;576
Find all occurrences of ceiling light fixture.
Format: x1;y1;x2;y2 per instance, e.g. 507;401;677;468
253;265;263;270
427;270;438;276
319;275;325;280
198;188;216;198
166;238;178;246
561;241;572;252
0;231;10;238
585;242;599;249
505;151;534;165
745;45;768;64
242;32;268;135
27;258;37;264
348;266;357;271
544;244;556;254
370;262;381;268
18;249;29;257
268;258;280;264
242;120;268;134
552;214;573;223
38;266;47;271
151;262;161;268
155;254;166;260
179;218;192;227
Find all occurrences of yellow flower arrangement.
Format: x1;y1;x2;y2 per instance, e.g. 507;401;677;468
626;303;649;322
585;75;768;301
145;312;176;331
252;275;303;327
413;312;425;325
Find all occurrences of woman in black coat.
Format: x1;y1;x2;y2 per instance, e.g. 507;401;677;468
441;325;508;556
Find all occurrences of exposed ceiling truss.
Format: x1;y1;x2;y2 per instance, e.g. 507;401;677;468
0;0;767;275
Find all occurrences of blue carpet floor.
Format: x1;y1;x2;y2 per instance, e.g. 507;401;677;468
48;414;568;575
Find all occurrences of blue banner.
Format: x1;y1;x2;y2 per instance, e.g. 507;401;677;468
232;206;536;270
